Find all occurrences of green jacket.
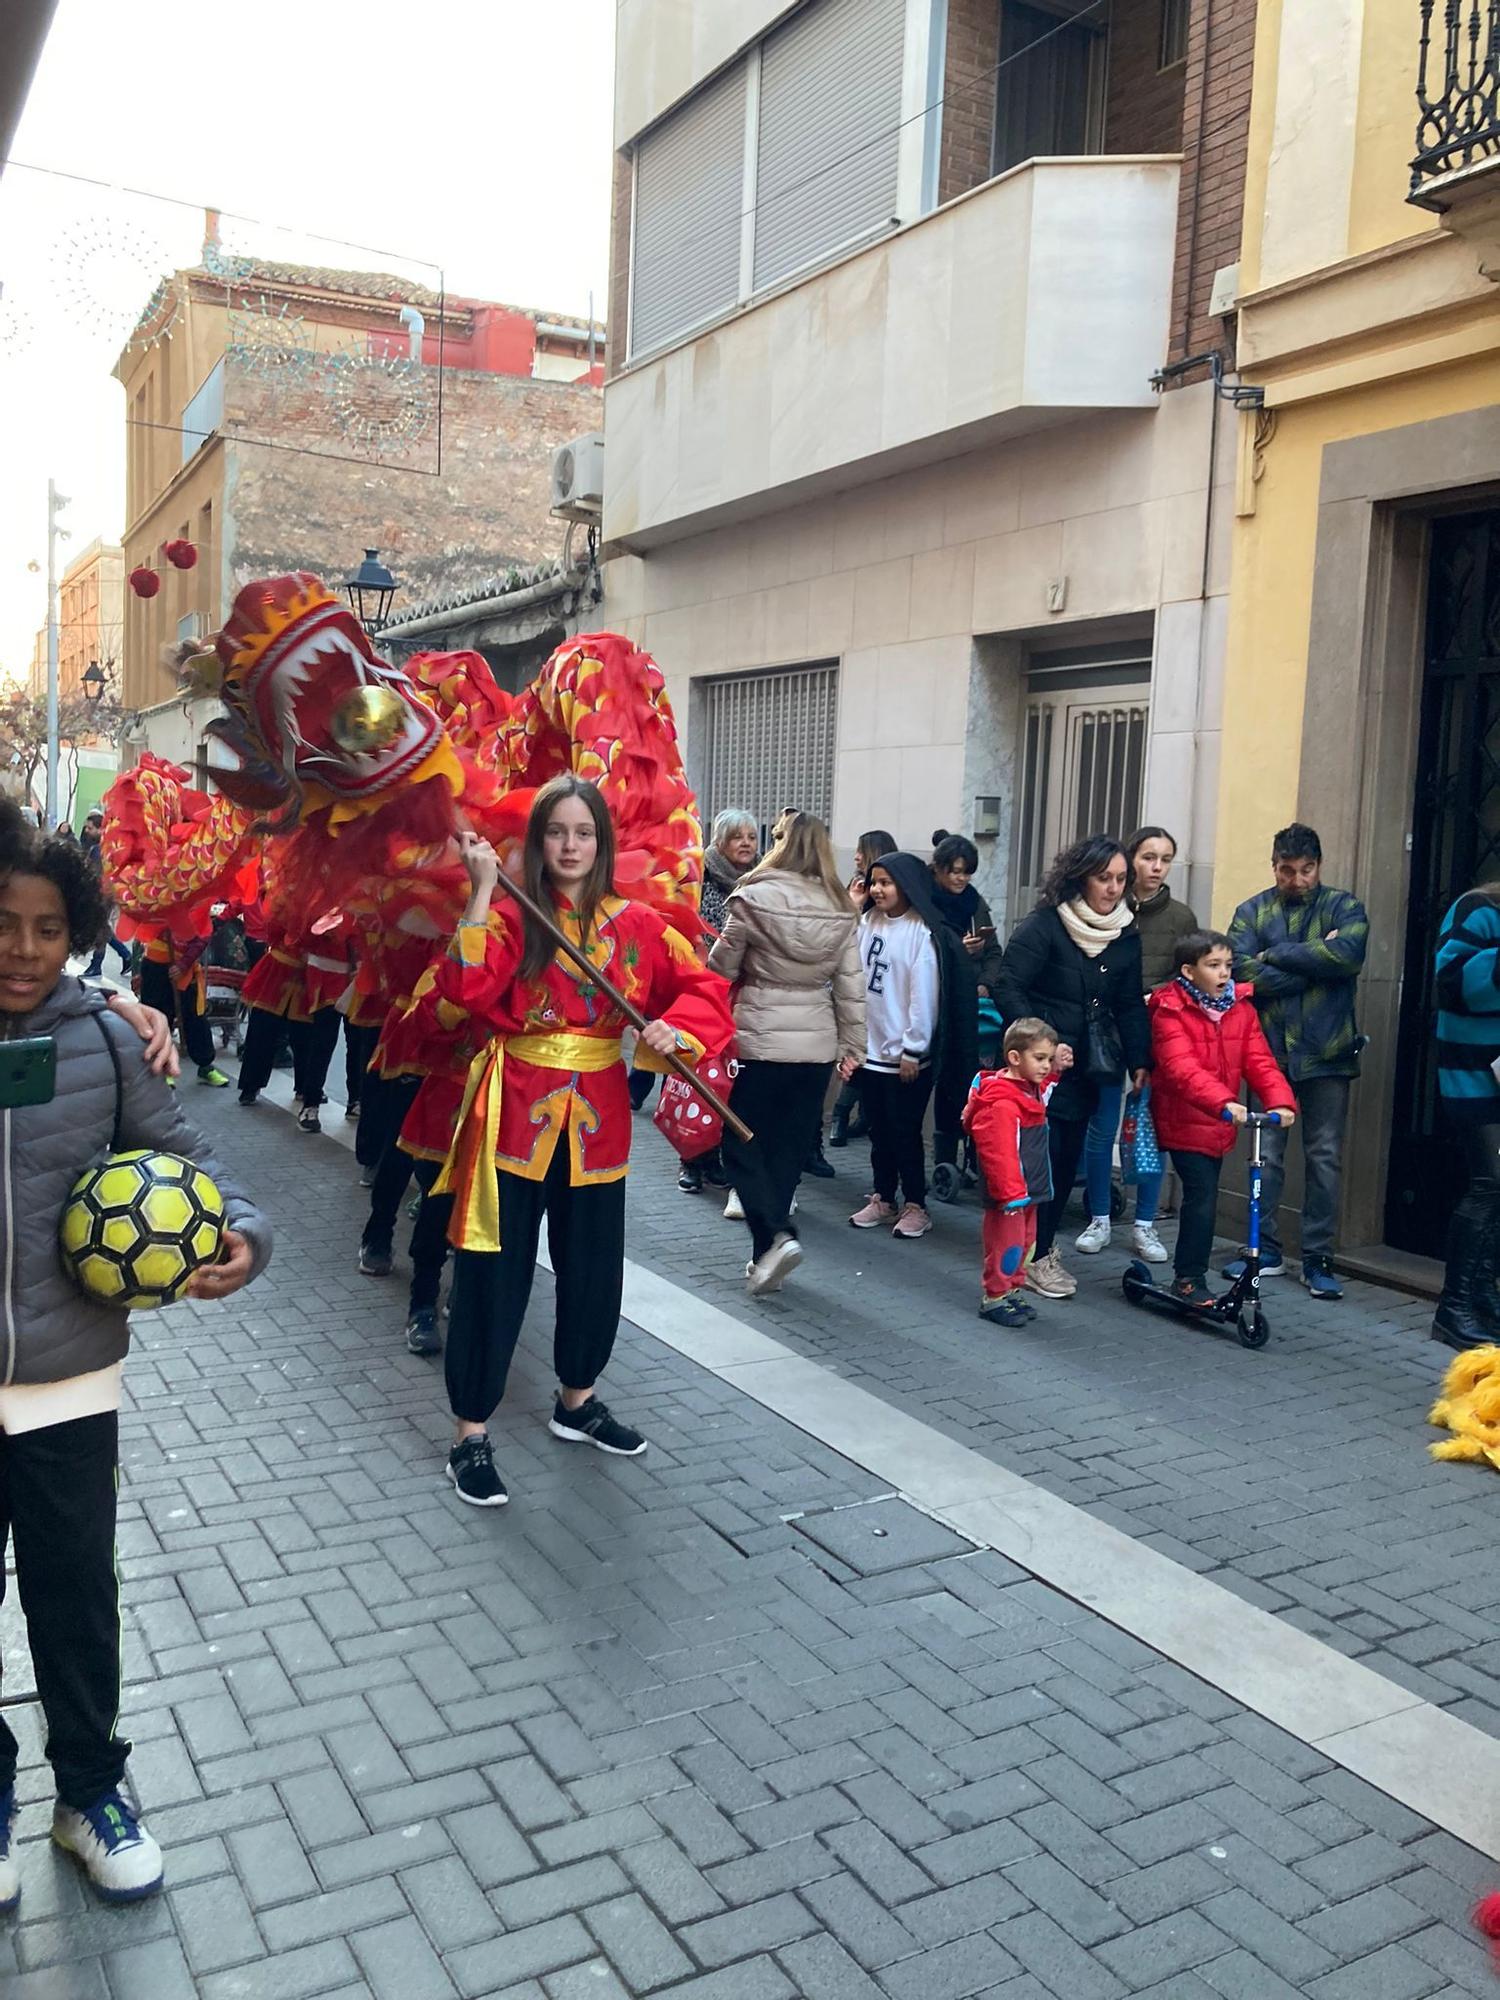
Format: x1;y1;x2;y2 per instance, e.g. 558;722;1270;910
1132;886;1200;992
1226;883;1368;1082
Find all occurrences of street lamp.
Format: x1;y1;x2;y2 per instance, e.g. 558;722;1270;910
81;659;109;704
340;548;397;635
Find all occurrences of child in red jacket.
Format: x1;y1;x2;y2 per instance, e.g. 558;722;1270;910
1150;931;1297;1308
964;1018;1059;1327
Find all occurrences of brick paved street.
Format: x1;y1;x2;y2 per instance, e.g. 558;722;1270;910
622;1123;1500;1739
6;1081;1500;1997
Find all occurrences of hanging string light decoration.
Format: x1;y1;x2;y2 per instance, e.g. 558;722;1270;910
226;294;315;386
327;350;433;457
0;286;34;360
50;217;178;351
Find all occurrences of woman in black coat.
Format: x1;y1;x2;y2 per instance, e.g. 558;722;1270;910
993;835;1151;1299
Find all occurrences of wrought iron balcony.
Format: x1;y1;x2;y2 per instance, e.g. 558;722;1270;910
1411;0;1500;195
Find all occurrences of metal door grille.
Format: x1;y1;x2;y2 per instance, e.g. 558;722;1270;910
1012;677;1150;915
698;663;838;847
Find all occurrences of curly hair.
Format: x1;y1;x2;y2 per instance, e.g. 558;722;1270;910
0;799;110;955
1036;834;1127;911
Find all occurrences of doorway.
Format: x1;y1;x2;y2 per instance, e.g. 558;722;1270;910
1386;507;1500;1255
1010;651;1150;917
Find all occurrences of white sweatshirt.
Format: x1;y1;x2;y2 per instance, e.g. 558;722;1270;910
860;910;939;1072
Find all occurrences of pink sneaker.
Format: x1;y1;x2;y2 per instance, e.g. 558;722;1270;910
892;1203;932;1239
849;1195;896;1229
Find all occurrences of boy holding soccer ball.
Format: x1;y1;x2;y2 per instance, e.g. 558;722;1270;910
0;800;270;1908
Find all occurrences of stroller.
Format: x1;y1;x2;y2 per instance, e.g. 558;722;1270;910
931;996;1004;1205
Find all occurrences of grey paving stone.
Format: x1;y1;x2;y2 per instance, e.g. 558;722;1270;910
875;1930;1019;2000
446;1916;594;1997
799;1872;921;1970
1202;1886;1338;1984
398;1855;505;1951
773;1932;886;1999
1001;1851;1132;1945
98;1936;198;2000
583;1891;695;1990
1305;1940;1451;1999
170;1874;264;1974
348;1916;458;2000
991;1909;1129;1999
1094;1909;1235;1986
678;1890;817;1967
619;1837;727;1924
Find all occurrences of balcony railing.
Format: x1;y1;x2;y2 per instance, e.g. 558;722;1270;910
1412;0;1500;193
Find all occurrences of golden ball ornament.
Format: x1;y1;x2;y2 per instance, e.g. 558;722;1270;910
330;684;406;754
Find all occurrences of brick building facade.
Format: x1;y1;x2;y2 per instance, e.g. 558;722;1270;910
116;257;603;711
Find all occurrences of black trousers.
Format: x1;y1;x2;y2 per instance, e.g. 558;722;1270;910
408;1157;454;1314
863;1068;934;1208
362;1076;423;1249
722;1059;832;1260
0;1413;129;1808
139;959;214;1072
1034;1113;1092;1258
1170;1149;1223;1282
237;1003;289;1097
933;1079;967;1169
445;1142;627;1424
290;1007;340;1107
344;1022;379;1109
356;1068;417;1171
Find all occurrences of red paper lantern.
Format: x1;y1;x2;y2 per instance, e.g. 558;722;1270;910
128;566;161;599
163;539;198;570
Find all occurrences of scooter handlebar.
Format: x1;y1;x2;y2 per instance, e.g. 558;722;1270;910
1220;1108;1284;1126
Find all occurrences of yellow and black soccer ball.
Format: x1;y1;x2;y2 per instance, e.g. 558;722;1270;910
60;1150;225;1310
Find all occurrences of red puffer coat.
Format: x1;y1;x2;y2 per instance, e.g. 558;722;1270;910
1148;980;1296;1156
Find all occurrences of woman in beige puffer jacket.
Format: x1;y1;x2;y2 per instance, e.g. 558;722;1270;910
709;814;865;1296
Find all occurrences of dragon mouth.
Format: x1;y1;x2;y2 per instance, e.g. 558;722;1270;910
248;606;441;798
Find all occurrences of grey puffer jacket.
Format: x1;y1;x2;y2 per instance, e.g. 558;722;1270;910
708;873;865;1066
1;978;272;1386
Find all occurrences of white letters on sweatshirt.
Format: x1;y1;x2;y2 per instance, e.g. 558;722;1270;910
861;910;938;1072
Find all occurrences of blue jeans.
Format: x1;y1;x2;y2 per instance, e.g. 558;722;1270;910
1085;1081;1161;1224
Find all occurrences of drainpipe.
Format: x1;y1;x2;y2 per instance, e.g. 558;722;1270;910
399;305;425;362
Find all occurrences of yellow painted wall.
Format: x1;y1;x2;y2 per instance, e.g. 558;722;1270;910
1213;352;1500;916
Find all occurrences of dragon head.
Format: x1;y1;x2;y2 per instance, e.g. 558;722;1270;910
209;573;450;824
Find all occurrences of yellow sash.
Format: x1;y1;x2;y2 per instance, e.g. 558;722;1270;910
434;1031;623;1252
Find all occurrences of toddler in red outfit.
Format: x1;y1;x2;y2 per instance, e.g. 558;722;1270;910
964;1018;1059;1328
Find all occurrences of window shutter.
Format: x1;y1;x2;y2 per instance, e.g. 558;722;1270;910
629;63;747;360
699;663;839;847
753;0;906;294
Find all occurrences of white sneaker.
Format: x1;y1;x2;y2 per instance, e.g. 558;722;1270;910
723;1191;745;1220
748;1232;803;1296
52;1792;164;1903
1025;1249;1077;1298
1075;1216;1112;1254
1132;1221;1170;1264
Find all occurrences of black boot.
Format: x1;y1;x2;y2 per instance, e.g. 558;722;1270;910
1432;1180;1500;1350
803;1142;835;1179
829;1106;850;1148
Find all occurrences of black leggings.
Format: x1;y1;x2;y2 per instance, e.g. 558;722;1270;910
721;1059;831;1259
237;1003;288;1097
343;1021;380;1109
862;1068;934;1209
139;958;214;1072
444;1142;627;1424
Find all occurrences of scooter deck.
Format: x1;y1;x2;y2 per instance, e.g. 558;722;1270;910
1121;1260;1269;1349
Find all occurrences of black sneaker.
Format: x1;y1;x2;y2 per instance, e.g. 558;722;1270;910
678;1162;703;1194
297;1104;321;1133
979;1296;1030;1327
237;1089;259;1107
702;1157;731;1189
548;1396;647;1456
446;1434;508;1506
358;1241;393;1277
802;1147;836;1180
1171;1275;1216;1310
405;1308;441;1355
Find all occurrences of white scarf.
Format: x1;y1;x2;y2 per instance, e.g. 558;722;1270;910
1057;895;1134;959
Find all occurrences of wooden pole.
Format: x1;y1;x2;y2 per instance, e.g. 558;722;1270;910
494;874;753;1144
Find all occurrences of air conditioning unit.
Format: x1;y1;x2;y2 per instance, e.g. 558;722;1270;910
550;432;605;520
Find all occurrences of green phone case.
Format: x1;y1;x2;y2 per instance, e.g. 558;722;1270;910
0;1036;57;1110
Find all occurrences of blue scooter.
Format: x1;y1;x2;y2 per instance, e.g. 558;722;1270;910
1121;1109;1283;1350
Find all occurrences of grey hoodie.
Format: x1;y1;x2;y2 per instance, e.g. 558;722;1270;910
708;872;865;1067
0;978;271;1385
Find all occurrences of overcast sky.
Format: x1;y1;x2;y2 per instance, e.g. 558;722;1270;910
0;0;616;679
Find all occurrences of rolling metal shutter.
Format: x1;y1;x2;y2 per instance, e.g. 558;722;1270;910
753;0;906;293
629;62;747;360
699;663;839;847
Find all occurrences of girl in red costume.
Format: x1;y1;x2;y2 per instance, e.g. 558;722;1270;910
432;775;735;1506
